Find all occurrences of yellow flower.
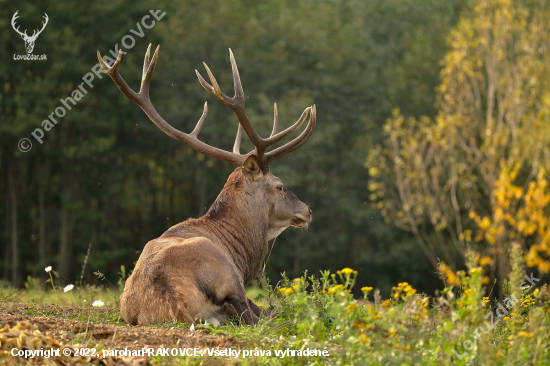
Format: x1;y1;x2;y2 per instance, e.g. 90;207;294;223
347;302;357;313
362;286;373;292
401;345;411;350
503;316;510;321
284;288;293;296
462;288;473;297
417;298;429;308
359;334;371;345
533;288;540;296
341;268;355;274
292;284;299;290
388;329;397;336
382;299;392;308
327;284;344;294
517;331;534;338
293;278;301;283
479;216;491;229
483;297;490;303
510;313;517;317
469;267;482;275
479;256;492;267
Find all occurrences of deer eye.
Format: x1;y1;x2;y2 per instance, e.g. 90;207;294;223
276;186;283;191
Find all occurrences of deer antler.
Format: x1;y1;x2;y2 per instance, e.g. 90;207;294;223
11;11;28;38
11;11;48;40
97;45;316;171
29;13;49;40
196;49;316;170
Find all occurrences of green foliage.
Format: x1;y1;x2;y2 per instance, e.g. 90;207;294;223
366;0;550;292
0;0;465;297
3;265;550;364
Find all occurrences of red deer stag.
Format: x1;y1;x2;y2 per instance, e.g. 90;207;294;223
97;45;316;326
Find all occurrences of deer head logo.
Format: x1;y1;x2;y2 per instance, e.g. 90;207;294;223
11;11;49;54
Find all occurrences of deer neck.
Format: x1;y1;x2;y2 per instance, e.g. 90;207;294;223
202;192;270;285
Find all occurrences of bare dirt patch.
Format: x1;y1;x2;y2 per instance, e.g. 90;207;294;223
0;302;243;365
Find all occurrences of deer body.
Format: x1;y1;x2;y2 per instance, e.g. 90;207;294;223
121;166;311;325
98;45;315;325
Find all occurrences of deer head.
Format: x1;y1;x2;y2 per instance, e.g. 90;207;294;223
12;11;49;54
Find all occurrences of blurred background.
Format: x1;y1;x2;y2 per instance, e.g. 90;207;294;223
2;0;549;297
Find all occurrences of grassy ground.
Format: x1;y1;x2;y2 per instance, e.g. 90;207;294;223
1;254;550;365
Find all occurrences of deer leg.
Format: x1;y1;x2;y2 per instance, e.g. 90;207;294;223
223;296;259;325
247;298;262;317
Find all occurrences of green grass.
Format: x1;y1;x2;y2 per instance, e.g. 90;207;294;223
0;275;122;309
2;262;550;365
146;265;550;365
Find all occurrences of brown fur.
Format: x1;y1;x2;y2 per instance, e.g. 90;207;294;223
121;159;311;326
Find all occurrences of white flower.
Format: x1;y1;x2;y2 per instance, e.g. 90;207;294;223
45;266;52;272
63;284;74;292
190;324;195;331
92;300;105;307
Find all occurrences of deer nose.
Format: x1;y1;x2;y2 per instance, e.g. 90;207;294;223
308;207;313;217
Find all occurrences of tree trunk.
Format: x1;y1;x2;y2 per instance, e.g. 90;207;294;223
4;188;10;281
38;167;47;268
8;165;20;287
58;185;73;284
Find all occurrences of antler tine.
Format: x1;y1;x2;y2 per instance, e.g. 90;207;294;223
263;106;311;146
196;50;265;152
190;102;208;137
233;124;243;154
140;44;160;95
265;105;316;164
196;63;234;107
229;48;245;102
98;49;138;104
142;43;152;80
270;103;279;137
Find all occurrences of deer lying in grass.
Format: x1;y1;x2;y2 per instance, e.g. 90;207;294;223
97;45;316;326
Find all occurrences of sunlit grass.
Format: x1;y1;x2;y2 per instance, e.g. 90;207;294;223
2;252;550;365
0;276;122;309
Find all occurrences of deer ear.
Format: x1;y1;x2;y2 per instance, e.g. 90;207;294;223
242;155;262;181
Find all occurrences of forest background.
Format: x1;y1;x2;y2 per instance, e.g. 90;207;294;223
2;0;549;298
